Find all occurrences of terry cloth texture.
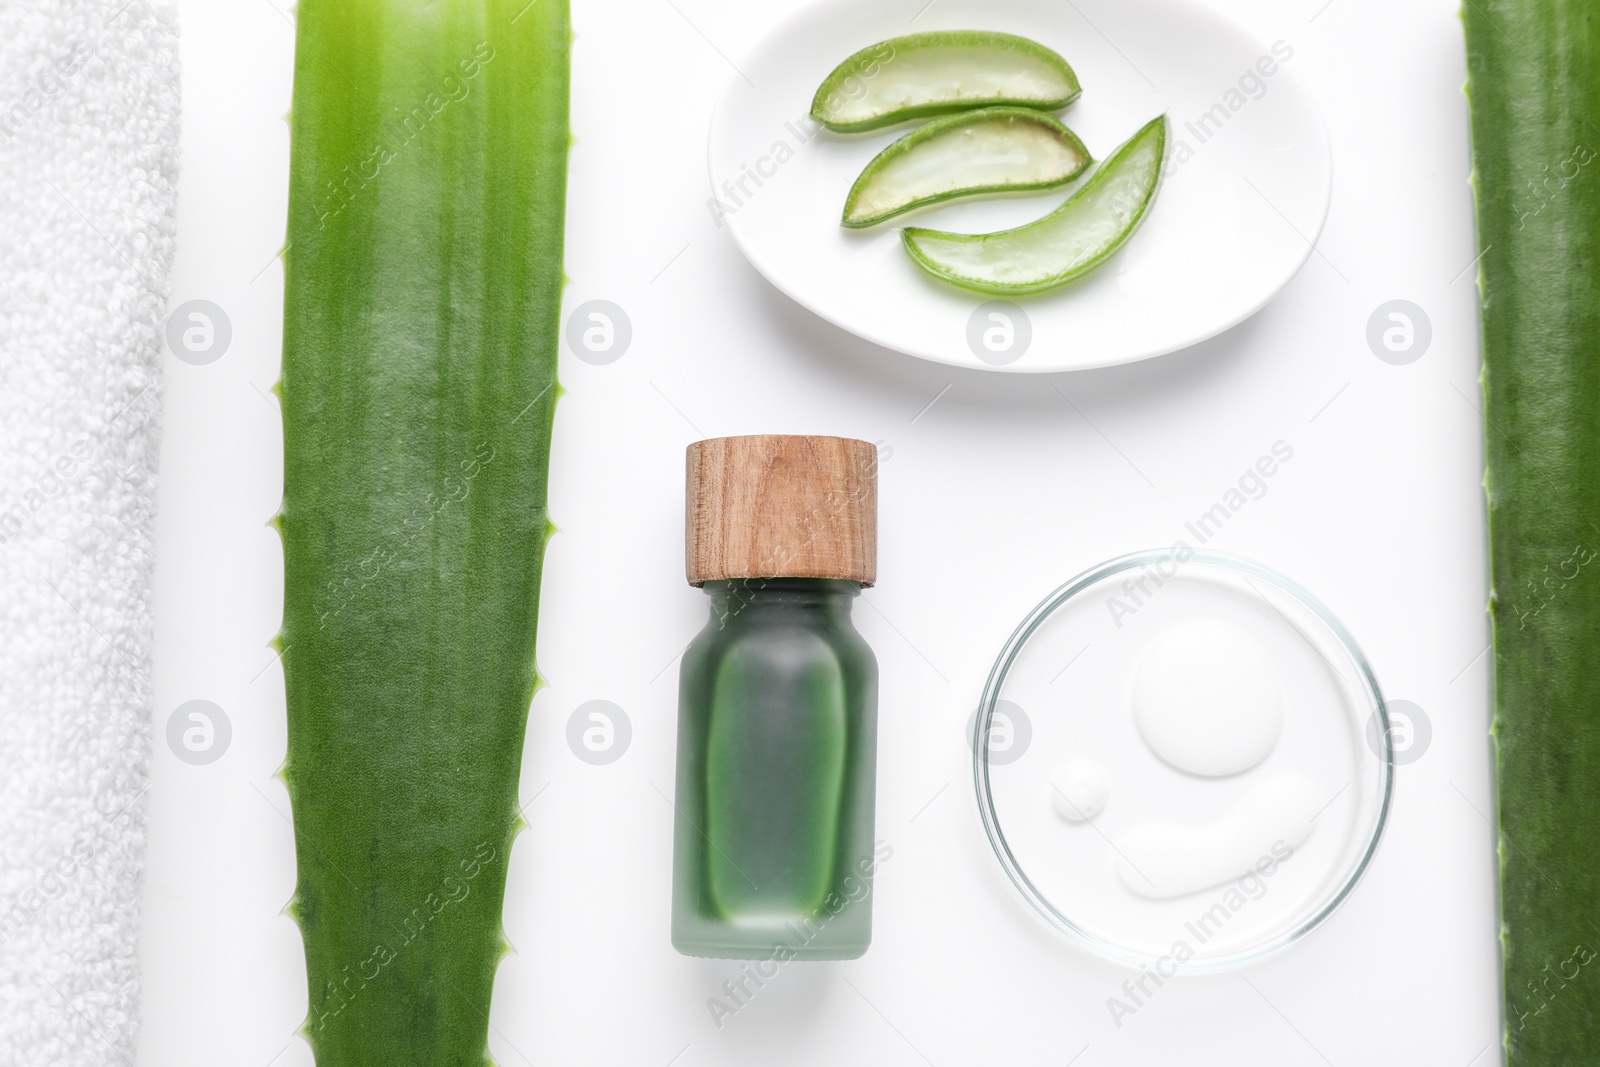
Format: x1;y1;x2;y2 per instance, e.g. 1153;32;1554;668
0;0;179;1063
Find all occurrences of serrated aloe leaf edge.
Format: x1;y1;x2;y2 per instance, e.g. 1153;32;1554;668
279;0;569;1063
1465;0;1600;1061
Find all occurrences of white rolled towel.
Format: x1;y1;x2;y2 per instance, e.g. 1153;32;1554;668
0;0;179;1062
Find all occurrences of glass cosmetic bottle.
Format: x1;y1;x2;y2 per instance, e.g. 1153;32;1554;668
671;435;882;960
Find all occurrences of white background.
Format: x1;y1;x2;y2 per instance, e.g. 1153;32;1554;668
142;0;1502;1063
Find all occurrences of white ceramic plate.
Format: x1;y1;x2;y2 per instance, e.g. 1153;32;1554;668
708;0;1331;372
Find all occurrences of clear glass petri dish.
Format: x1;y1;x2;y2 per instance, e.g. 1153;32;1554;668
973;549;1393;973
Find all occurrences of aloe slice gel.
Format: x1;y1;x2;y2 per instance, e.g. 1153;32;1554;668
810;30;1082;133
672;436;881;960
902;115;1166;295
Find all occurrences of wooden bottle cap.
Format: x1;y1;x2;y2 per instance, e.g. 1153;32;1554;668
686;435;877;586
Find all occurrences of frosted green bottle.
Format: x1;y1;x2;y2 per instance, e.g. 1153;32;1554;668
672;435;881;960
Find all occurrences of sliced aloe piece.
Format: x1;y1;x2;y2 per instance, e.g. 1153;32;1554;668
902;115;1165;296
842;107;1090;228
811;30;1081;133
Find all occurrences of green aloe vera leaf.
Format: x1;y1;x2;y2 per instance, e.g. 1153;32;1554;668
841;106;1091;228
901;115;1164;296
1465;0;1600;1060
278;0;569;1062
810;30;1081;134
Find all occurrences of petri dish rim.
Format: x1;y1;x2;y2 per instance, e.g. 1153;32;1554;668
972;548;1394;973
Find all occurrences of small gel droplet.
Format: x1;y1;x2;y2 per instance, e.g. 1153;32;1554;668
1051;758;1109;822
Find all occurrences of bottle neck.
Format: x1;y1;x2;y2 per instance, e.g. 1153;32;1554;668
702;577;860;628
